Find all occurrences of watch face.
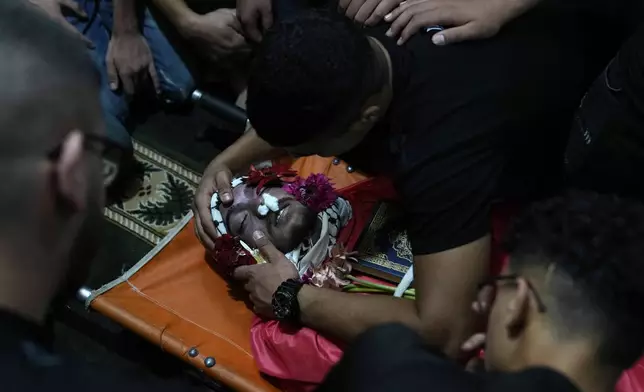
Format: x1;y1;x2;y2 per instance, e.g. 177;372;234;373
273;290;295;320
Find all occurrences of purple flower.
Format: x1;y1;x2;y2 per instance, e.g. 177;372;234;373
283;174;337;213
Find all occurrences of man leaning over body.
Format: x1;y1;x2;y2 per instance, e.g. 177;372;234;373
193;0;635;360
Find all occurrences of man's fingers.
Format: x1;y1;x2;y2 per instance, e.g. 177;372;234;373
60;0;88;18
121;73;136;96
354;0;379;24
227;10;246;36
386;7;414;38
195;195;220;248
253;231;286;264
233;265;254;281
476;284;494;314
215;171;234;205
241;10;263;43
148;63;161;94
224;30;248;50
106;58;119;91
344;0;366;21
260;3;273;33
433;22;495;46
193;211;215;251
461;333;486;351
338;0;352;12
398;9;435;44
365;0;399;26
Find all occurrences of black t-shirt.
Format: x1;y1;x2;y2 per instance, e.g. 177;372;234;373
339;2;628;255
566;23;644;200
317;323;581;392
0;311;186;392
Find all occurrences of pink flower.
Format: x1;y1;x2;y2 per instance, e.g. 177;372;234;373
283;174;337;213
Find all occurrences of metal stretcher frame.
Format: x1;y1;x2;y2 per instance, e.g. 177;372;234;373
79;212;279;392
77;157;374;391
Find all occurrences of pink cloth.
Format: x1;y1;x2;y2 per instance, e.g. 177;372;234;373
250;317;344;390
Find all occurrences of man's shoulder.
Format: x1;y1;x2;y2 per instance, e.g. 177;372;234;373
0;345;185;392
485;368;581;392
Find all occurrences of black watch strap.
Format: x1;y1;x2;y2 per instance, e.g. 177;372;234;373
272;279;304;322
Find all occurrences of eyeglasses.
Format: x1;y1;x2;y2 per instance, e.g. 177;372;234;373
47;133;125;178
477;274;547;313
47;133;122;160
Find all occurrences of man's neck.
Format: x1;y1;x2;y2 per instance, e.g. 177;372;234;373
521;337;620;392
0;249;58;325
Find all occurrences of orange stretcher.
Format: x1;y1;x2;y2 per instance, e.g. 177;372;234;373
79;153;644;392
79;156;371;392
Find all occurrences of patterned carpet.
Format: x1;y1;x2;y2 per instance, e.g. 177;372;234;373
105;141;200;246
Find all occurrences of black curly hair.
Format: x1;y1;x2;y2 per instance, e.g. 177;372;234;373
504;190;644;369
246;9;377;147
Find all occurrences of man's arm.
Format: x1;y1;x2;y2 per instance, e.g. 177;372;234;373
107;0;159;94
298;236;490;358
150;0;196;33
214;129;285;175
112;0;138;35
151;0;247;62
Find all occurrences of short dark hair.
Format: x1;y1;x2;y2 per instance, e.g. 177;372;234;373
0;0;100;218
247;9;374;147
505;190;644;369
0;0;100;150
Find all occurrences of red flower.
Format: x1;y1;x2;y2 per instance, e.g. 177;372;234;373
283;174;337;213
246;165;297;195
213;234;256;277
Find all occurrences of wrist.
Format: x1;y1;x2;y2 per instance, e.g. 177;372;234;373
112;28;140;38
176;11;200;38
297;285;314;325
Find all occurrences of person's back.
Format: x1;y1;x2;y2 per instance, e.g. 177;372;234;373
319;190;644;392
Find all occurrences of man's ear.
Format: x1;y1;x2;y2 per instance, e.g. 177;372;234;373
505;278;530;337
361;105;381;125
55;130;87;212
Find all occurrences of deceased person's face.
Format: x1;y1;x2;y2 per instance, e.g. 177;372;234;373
218;183;315;252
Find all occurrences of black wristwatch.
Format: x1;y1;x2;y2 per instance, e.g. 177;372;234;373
272;278;304;322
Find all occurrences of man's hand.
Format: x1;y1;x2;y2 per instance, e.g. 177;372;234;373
462;332;486;372
384;0;539;46
234;231;299;318
106;33;160;96
237;0;272;43
28;0;94;48
181;9;249;62
193;161;234;251
339;0;404;26
461;283;492;370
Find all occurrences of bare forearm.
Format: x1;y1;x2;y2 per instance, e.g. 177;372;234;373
214;129;285;175
298;286;422;342
151;0;196;32
507;0;540;18
297;238;490;356
113;0;139;35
